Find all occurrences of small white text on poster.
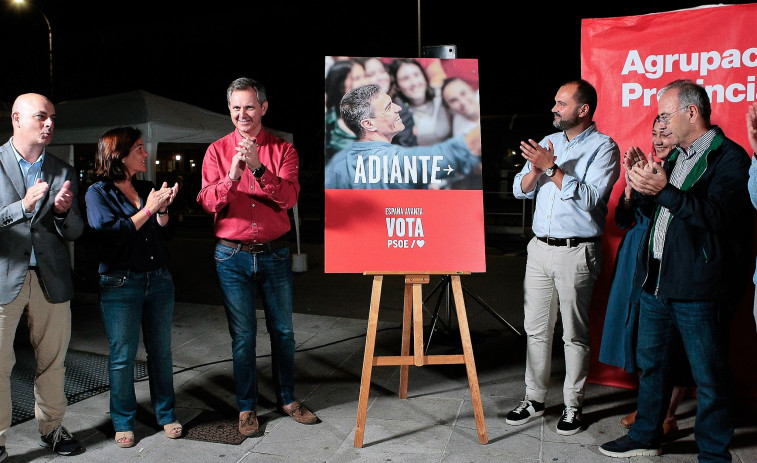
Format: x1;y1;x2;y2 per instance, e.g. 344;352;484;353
386;207;424;248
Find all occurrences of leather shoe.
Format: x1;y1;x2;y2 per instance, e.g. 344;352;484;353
280;401;319;424
620;411;678;435
238;411;259;436
663;417;678;436
620;410;637;428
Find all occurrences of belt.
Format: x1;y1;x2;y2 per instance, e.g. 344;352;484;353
28;265;39;271
537;236;598;247
216;237;288;254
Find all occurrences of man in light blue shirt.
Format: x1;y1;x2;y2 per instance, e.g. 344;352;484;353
324;84;481;189
16;151;44;266
506;79;620;436
747;102;757;329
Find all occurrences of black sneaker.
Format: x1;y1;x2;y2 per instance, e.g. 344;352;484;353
0;445;7;462
599;435;661;458
40;425;82;456
556;405;583;435
505;397;545;425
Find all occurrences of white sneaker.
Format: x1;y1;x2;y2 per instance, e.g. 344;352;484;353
556;405;583;435
505;397;545;425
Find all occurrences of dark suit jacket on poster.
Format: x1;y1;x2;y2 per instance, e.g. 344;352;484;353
0;140;84;305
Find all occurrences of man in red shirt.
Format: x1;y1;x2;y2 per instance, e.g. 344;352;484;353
197;77;318;437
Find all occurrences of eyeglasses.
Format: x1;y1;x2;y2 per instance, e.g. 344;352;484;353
658;105;690;125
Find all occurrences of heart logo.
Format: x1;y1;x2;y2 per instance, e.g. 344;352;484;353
416;240;425;248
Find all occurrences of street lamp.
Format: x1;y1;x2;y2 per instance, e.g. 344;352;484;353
13;0;53;99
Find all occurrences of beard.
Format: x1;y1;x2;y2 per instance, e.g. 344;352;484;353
552;109;581;131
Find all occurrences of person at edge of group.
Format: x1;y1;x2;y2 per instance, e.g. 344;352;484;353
84;127;182;449
440;76;483;189
598;116;694;437
600;79;753;462
388;58;452;146
508;79;621;436
746;101;757;329
0;93;85;460
197;77;319;438
324;83;481;189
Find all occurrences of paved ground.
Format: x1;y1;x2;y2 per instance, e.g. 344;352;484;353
5;229;757;462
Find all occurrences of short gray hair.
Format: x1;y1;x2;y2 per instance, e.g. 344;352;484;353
226;77;267;105
339;84;382;139
659;79;711;123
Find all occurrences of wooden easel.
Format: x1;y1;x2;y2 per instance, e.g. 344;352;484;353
353;272;488;447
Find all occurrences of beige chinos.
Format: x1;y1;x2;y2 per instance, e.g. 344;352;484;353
0;270;71;446
522;237;601;408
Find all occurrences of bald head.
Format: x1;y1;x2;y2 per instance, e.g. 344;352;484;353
12;93;52;114
11;93;55;159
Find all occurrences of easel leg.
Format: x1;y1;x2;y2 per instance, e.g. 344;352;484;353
451;275;489;444
354;275;383;448
412;278;424;367
399;280;412;399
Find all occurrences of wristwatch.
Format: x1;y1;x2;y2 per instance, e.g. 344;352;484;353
252;164;266;178
545;164;558;177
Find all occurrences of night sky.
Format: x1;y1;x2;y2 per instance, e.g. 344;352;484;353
0;0;729;167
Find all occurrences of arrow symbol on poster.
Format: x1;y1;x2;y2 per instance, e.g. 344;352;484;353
443;165;454;176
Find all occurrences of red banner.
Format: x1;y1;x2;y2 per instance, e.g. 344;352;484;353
582;3;757;402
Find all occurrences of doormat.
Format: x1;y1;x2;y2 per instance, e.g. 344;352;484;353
183;410;248;445
11;347;148;426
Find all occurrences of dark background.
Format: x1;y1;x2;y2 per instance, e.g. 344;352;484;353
0;0;732;239
0;1;721;147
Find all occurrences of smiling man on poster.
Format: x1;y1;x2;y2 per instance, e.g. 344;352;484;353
324;84;481;189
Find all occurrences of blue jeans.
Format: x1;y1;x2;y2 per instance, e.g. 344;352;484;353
214;243;295;412
99;266;176;432
631;291;733;462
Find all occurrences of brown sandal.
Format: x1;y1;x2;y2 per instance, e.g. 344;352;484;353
115;431;135;448
164;422;183;439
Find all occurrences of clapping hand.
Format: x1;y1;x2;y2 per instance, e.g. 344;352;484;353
237;137;262;170
164;182;179;207
23;178;49;213
520;139;556;173
624;146;648;171
145;182;177;213
53;180;73;214
628;152;667;195
747;102;757;154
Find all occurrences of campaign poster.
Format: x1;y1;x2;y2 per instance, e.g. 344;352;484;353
582;3;757;400
324;57;485;274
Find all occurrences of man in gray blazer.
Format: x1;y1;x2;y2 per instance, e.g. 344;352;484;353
0;93;84;460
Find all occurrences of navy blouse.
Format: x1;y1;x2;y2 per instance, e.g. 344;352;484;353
85;179;169;274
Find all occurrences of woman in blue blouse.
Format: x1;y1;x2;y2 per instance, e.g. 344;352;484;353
85;127;181;448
